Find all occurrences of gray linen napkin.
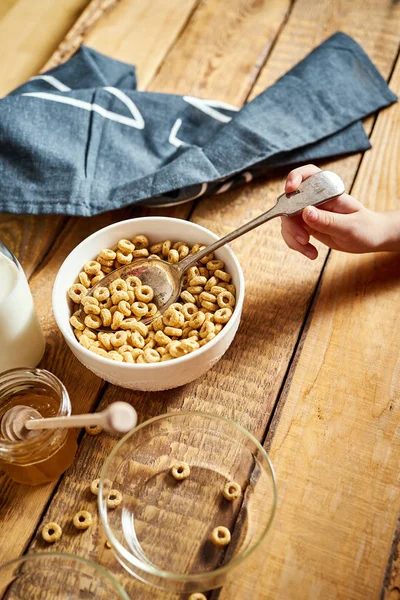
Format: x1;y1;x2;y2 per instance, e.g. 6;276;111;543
0;32;396;216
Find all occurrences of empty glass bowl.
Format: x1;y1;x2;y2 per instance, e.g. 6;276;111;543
0;553;129;599
98;411;277;593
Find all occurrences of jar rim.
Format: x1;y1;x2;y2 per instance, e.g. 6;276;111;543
0;368;71;460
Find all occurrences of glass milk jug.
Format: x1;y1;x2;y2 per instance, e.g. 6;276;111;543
0;242;45;372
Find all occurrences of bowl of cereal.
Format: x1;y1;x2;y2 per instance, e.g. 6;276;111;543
53;217;244;390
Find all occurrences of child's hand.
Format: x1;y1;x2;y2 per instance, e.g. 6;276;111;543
280;164;391;259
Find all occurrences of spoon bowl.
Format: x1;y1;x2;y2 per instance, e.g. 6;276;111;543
82;256;181;326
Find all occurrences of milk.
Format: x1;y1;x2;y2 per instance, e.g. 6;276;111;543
0;252;45;372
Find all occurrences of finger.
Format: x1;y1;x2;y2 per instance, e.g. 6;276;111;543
285;164;321;193
281;215;310;245
303;205;354;236
318;193;361;215
281;225;318;260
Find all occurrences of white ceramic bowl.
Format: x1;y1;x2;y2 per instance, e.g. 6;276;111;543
53;217;244;391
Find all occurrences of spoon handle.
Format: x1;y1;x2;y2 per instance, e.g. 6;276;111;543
25;401;137;434
177;171;345;275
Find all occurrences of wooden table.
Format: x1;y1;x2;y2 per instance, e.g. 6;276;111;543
1;1;400;598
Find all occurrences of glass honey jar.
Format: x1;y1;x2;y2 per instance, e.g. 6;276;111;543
0;368;77;485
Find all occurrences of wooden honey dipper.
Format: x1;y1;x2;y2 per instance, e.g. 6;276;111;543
1;401;137;441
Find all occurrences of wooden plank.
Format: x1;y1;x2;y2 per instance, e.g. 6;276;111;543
218;47;400;600
0;0;90;97
84;0;201;90
0;0;203;563
41;0;122;72
8;0;295;595
149;0;291;103
0;0;18;21
0;0;293;569
23;2;400;600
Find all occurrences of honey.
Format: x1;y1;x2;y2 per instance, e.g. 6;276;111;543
0;368;77;485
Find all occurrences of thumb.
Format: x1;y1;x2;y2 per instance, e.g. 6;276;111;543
303;206;352;236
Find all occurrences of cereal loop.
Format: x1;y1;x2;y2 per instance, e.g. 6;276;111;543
111;311;124;330
171;461;190;480
99;248;116;261
90;478;100;496
144;348;161;363
200;321;215;339
42;522;62;543
73;510;93;530
190;276;207;287
147;302;158;317
168;341;184;358
70;315;85;331
181;303;197;320
118;300;131;316
110;331;128;347
79;271;91;288
89;346;108;357
130;321;148;337
107;489;123;508
109;278;127;294
118;239;135;253
179;244;190;259
214;269;231;283
154;331;172;346
207;260;224;271
168;249;179;264
68;283;87;303
98;298;112;309
211;526;231;546
131;302;148;318
163;308;184;328
100;308;112;327
162;240;171;255
84;314;102;329
135;285;154;303
189;311;206;329
217;291;235;308
93;286;110;302
132;235;149;249
83;328;97;340
201;301;218;312
149;242;163;254
91;273;105;286
116;251;132;265
119;318;138;331
199;291;217;303
126;275;141;289
214;308;232;324
84;302;101;315
111;290;129;304
164;326;182;337
84;260;101;275
85;424;103;435
130;331;145;349
222;480;242;501
181;339;200;354
180;290;195;304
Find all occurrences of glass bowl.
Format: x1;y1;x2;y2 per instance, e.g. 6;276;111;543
98;411;277;593
0;552;129;599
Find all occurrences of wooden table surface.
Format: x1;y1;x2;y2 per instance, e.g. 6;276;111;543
1;1;400;598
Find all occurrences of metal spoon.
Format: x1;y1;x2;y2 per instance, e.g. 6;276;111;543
83;170;345;326
1;401;138;441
